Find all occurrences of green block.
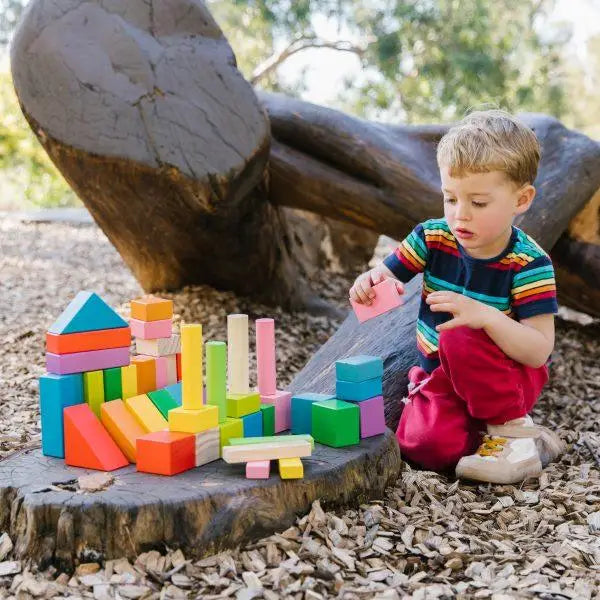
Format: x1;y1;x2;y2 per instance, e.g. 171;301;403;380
311;400;359;448
83;370;104;418
260;404;275;436
226;392;261;418
147;389;179;419
103;367;122;402
219;417;244;451
228;434;314;450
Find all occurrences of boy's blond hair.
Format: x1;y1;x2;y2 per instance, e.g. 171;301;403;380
436;109;541;186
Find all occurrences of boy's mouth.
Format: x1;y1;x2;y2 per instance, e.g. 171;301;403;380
455;228;474;240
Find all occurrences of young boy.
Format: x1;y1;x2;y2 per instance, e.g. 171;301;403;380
349;109;565;484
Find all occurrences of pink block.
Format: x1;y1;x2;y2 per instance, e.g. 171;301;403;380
256;318;276;395
246;460;270;479
165;355;177;386
354;395;386;438
155;356;168;389
129;318;172;340
350;278;403;323
260;390;291;433
46;347;130;375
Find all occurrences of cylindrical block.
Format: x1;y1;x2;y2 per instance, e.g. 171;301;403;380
206;341;227;422
256;318;276;395
181;324;203;410
227;314;249;394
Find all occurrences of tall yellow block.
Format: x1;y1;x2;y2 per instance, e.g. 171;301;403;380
121;364;138;400
83;370;104;417
125;394;168;432
182;324;203;410
169;405;218;434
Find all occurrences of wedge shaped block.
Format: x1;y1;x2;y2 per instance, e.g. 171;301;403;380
125;394;168;432
350;278;402;324
352;395;386;438
336;377;382;402
219;418;243;451
259;404;275;437
130;296;173;322
312;400;360;448
246;460;270;479
335;355;383;383
290;392;336;435
169;405;218;434
260;390;292;433
46;346;130;375
164;382;183;406
226;392;260;418
100;399;148;462
279;457;303;479
242;411;263;438
136;431;195;476
83;370;104;417
194;427;220;467
148;389;179;419
46;327;130;355
130;318;172;340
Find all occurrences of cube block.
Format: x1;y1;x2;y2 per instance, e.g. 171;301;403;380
100;399;148;462
136;431;195;475
336;377;382;402
350;278;402;323
290;392;335;435
352;395;386;438
246;460;270;479
311;399;360;447
279;457;303;479
259;404;275;437
335;355;383;383
242;411;263;438
219;418;244;451
130;296;173;322
260;390;292;433
226;392;260;418
169;405;218;434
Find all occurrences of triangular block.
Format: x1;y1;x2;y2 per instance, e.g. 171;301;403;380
64;404;129;471
49;291;128;334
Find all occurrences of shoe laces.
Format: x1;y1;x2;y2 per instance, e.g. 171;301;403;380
477;435;508;457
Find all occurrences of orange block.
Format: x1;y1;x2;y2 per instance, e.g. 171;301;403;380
132;355;156;394
46;327;131;355
136;431;195;475
64;404;128;471
130;296;173;322
100;399;148;462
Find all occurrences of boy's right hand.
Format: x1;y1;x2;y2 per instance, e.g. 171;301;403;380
349;267;404;306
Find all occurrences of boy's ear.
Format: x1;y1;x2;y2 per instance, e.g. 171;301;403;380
515;184;536;215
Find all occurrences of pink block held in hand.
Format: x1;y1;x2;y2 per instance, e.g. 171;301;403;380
350;278;403;323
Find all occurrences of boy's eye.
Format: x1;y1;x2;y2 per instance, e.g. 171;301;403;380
472;201;488;208
444;197;456;203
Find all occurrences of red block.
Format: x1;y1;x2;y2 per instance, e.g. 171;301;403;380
176;353;182;382
64;404;128;471
136;431;195;476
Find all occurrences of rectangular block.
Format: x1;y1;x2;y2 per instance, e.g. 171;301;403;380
164;382;183;406
259;404;275;437
39;373;84;458
350;278;403;323
290;392;336;435
155;356;168;390
219;418;244;452
206;341;227;423
125;393;168;432
336;377;382;402
246;460;270;479
279;457;303;479
130;318;172;340
195;427;220;467
227;314;249;394
351;395;386;438
130;296;173;322
165;355;177;386
226;391;261;418
335;355;383;383
46;346;130;375
242;411;263;438
181;324;203;409
103;367;122;402
83;370;104;418
222;440;311;464
121;364;138;400
131;355;157;395
260;390;292;433
46;327;131;355
136;431;195;476
135;334;181;357
147;389;179;420
256;318;276;395
100;399;148;462
169;405;218;434
176;353;181;381
312;399;359;448
229;434;314;450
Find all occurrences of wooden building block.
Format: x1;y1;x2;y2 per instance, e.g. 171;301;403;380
103;367;122;402
260;390;292;433
311;400;360;448
131;355;156;395
121;364;138;400
169;405;218;434
226;391;260;418
100;399;148;462
136;431;195;476
181;324;203;410
351;395;386;438
259;404;275;437
242;411;263;438
46;326;130;355
335;355;383;383
130;296;173;322
64;404;128;471
255;318;276;395
227;314;249;394
165;354;178;386
350;278;403;324
46;346;130;375
147;389;179;419
336;377;382;402
176;353;181;381
221;440;311;464
246;460;270;479
83;370;104;417
39;372;83;458
49;291;128;334
219;418;243;451
155;357;168;390
228;434;314;449
290;393;336;435
164;382;182;406
125;394;168;432
194;427;220;467
129;318;172;340
135;334;181;357
206;341;227;423
279;457;303;479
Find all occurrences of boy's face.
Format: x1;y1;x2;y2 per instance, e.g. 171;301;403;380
439;166;535;259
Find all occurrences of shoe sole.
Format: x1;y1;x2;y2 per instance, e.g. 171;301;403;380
455;455;543;484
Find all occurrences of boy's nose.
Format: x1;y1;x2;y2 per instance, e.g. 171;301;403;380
455;203;471;220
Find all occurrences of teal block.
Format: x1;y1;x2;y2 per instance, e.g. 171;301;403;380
39;373;84;457
242;411;263;437
48;291;128;334
164;382;182;405
291;392;336;435
336;377;382;401
335;355;383;383
311;399;359;447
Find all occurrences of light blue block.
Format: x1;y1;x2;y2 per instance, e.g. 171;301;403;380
336;377;382;401
291;392;336;435
242;411;263;437
164;382;182;406
39;373;84;457
335;355;383;383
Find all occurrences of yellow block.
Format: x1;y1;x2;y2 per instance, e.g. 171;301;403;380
181;324;203;410
101;399;148;462
219;417;243;452
279;457;304;479
169;405;218;434
121;364;138;400
83;370;104;417
125;394;167;432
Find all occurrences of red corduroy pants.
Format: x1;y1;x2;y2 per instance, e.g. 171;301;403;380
395;326;549;471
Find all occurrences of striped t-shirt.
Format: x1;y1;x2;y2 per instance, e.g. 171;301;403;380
383;218;559;373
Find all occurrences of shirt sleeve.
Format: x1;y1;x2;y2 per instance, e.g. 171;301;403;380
511;255;559;320
382;223;429;283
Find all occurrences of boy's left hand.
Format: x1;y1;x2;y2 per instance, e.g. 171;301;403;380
426;291;495;331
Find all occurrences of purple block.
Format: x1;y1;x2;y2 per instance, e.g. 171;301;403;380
354;395;386;438
46;347;130;375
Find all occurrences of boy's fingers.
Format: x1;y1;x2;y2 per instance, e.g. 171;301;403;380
436;318;461;332
371;270;384;285
394;280;405;295
429;303;455;314
358;280;374;304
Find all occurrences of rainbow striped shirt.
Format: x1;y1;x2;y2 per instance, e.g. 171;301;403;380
383;218;558;372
